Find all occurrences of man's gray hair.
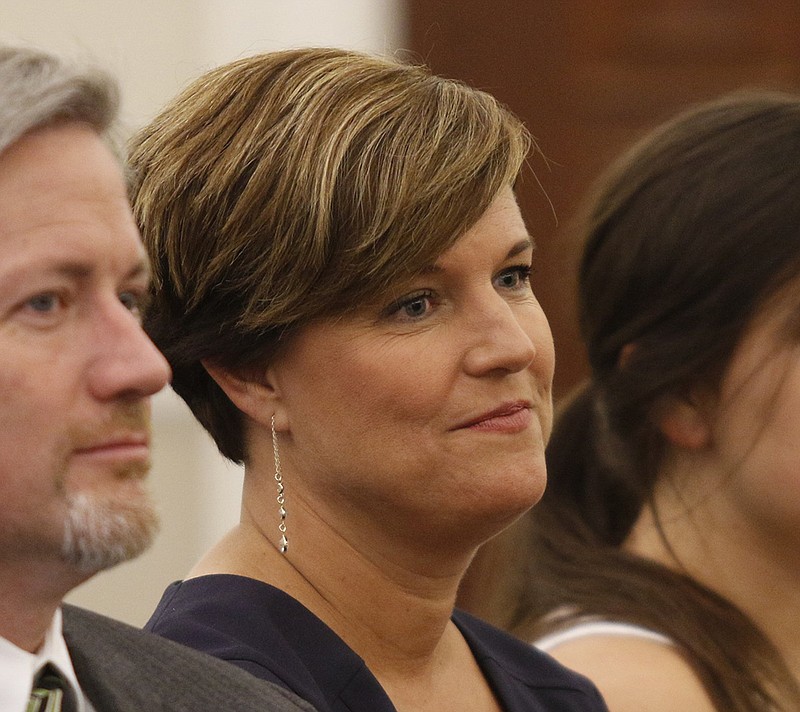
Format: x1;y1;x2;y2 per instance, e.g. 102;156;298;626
0;44;119;157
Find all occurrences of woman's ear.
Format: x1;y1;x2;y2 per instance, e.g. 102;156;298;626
654;391;713;451
618;342;637;369
202;360;280;429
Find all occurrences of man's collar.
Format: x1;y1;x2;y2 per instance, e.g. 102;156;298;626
0;608;88;712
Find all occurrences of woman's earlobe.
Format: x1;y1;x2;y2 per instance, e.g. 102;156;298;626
202;359;277;425
618;342;637;369
655;395;713;450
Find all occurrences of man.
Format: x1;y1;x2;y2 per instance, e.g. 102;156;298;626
0;45;315;712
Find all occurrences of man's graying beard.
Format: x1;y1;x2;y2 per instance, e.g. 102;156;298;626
61;404;159;572
62;483;159;573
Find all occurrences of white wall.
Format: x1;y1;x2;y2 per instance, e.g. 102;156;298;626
0;0;406;626
0;0;407;128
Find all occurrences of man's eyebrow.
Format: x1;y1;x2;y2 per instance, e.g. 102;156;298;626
126;261;151;281
419;237;534;275
46;259;150;281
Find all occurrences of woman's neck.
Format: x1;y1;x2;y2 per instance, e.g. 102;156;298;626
626;467;800;684
190;472;475;669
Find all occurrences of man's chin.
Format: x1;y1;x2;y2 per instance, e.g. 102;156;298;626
61;489;160;573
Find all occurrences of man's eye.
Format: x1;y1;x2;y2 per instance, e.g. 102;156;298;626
119;291;141;314
26;293;59;312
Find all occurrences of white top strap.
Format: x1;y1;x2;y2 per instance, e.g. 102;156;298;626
534;619;673;652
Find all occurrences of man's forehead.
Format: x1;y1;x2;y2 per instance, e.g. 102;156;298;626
0;246;149;285
0;123;146;284
0;207;149;286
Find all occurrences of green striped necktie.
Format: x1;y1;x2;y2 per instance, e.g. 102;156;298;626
27;664;78;712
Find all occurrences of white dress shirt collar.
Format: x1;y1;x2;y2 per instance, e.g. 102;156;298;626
0;607;92;712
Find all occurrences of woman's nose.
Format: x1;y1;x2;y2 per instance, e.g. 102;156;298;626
461;296;540;377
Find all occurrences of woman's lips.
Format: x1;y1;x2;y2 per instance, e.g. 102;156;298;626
457;402;532;433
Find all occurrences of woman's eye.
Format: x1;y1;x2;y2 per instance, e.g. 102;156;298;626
402;295;430;318
384;291;435;321
495;265;533;290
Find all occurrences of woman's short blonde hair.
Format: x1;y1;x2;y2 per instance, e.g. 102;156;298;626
130;47;531;463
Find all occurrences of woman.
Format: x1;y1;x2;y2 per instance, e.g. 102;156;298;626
512;91;800;711
129;48;608;712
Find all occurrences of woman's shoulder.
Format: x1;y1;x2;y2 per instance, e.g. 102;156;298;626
542;633;715;712
453;610;610;709
143;575;304;683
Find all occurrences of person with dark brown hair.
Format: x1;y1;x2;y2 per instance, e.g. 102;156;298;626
515;91;800;712
129;47;608;712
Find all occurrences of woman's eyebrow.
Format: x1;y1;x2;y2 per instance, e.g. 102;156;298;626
508;236;535;256
420;237;535;276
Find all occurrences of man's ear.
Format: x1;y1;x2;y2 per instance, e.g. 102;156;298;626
202;360;280;429
654;391;713;451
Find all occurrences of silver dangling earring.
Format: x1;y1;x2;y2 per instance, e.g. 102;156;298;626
271;415;288;554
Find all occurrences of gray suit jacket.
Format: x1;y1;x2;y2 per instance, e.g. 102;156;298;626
62;605;317;712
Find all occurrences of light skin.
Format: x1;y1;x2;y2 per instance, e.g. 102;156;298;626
200;186;555;712
0;123;171;652
546;284;800;711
